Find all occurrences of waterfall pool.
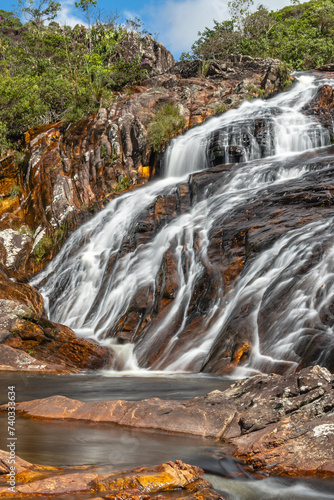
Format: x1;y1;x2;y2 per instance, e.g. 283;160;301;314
1;373;333;500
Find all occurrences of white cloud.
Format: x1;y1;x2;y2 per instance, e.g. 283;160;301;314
56;1;86;27
148;0;228;55
144;0;292;58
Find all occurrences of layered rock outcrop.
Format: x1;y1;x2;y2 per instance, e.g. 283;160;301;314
6;366;334;477
60;146;334;374
0;453;221;499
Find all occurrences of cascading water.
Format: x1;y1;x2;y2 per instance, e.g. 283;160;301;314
32;74;334;375
164;74;330;176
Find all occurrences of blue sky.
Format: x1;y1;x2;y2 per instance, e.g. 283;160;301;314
2;0;292;59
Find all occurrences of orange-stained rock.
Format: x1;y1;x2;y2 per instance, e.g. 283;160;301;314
0;267;112;372
93;461;204;493
0;452;222;499
15;472;98;495
232;414;334;478
6;367;334;477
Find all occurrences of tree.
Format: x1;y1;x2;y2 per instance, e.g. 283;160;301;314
75;0;97;53
228;0;254;32
0;9;22;28
17;0;61;28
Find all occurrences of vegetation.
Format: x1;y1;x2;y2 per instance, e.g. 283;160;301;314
9;185;20;198
115;176;131;192
33;224;67;261
0;2;149;154
147;103;184;152
33;234;53;261
181;0;334;71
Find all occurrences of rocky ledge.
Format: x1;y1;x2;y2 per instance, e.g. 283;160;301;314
0;453;221;499
0;266;112;373
5;366;333;477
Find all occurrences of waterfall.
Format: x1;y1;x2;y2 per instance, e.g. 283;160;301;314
32;74;334;375
164;75;329;176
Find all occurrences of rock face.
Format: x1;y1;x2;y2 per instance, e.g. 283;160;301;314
118;31;175;76
0;55;290;279
0;51;297;373
59;146;334;374
302;84;334;135
0;453;221;499
8;366;334;477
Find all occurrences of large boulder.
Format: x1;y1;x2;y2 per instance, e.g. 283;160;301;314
118;31;175;75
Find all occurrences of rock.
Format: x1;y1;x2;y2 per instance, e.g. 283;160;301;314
302;84;334;135
0;452;221;499
7;366;334;477
0;345;68;373
0;267;112;372
0;54;289;277
117;32;175;76
0;449;33;475
71;146;334;374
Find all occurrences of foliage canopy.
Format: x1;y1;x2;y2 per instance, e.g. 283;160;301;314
181;0;334;71
0;4;149;152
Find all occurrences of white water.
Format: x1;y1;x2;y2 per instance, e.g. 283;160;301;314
32;74;334;375
164;75;329;177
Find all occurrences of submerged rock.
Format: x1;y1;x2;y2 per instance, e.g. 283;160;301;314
6;366;334;477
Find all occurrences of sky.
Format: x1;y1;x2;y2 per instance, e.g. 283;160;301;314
2;0;293;59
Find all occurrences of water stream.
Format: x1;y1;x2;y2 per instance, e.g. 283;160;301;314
1;375;333;500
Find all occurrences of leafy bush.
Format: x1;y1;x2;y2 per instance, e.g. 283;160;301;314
186;0;334;71
9;185;20;199
115;176;131;192
147;103;184;152
33;235;53;261
0;122;11;155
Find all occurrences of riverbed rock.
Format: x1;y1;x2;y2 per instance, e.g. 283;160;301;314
0;453;221;499
7;366;334;477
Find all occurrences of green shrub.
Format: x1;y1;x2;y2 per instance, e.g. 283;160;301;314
33;235;53;261
147;103;184;152
213;103;228;115
0;122;12;156
9;185;20;199
115;176;131;192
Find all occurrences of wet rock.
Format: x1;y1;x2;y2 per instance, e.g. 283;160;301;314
86;146;334;373
0;53;288;277
302;84;334;135
0;453;221;499
8;366;334;477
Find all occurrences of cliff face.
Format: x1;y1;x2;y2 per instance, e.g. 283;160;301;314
0;45;308;373
0;53;289;280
